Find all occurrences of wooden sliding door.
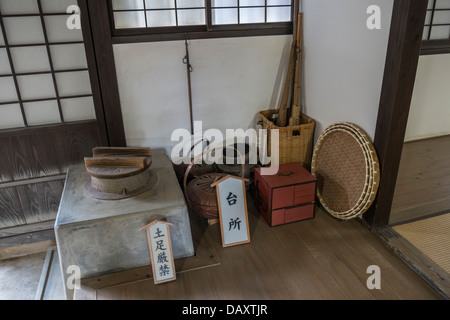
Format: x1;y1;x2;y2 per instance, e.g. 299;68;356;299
0;0;123;237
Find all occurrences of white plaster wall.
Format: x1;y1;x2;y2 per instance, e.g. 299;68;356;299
301;0;393;141
113;35;291;152
113;0;394;152
405;54;450;141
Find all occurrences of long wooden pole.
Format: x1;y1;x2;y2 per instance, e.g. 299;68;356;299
276;1;301;127
184;35;194;134
275;44;295;127
292;12;303;111
275;0;301;127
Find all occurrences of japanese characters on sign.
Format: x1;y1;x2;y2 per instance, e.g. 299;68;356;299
213;176;250;247
141;220;176;284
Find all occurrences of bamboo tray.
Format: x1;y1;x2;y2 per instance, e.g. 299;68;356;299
311;123;379;220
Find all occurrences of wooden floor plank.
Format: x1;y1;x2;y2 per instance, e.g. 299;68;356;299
203;210;294;300
390;135;450;224
288;212;376;299
272;221;351;299
75;198;442;300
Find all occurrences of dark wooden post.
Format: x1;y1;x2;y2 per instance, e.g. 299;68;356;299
363;0;428;228
81;0;126;147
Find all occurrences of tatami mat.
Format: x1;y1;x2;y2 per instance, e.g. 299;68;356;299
393;213;450;274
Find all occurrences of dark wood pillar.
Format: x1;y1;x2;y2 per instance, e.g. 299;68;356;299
363;0;428;227
79;0;126;147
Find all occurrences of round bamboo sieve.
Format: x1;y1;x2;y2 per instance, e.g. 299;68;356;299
313;124;375;219
318;123;377;218
311;123;380;220
327;123;379;219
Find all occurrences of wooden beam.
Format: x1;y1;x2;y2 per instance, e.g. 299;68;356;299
420;39;450;55
363;0;428;227
84;0;126;147
78;0;109;146
92;146;152;157
84;156;147;168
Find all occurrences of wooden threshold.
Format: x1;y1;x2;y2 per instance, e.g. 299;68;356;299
35;246;65;300
373;225;450;300
0;238;56;261
0;221;56;260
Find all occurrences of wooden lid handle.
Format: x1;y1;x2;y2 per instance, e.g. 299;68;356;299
92;147;152;157
84;156;147;168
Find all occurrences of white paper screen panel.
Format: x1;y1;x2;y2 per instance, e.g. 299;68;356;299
0;0;40;15
23;100;61;126
0;77;18;102
112;0;145;10
111;0;292;29
177;9;205;26
424;0;450;40
2;17;45;45
61;97;96;122
0;49;11;74
17;74;56;100
112;0;207;29
146;10;176;27
40;0;79;13
114;11;146;29
44;15;84;42
211;0;292;25
0;104;24;129
56;71;92;96
50;44;88;71
11;46;51;73
0;0;96;130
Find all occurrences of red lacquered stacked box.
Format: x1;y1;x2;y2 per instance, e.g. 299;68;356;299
253;163;317;227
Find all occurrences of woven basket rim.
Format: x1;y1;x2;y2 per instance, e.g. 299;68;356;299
315;124;375;214
259;109;315;129
311;122;380;220
312;124;375;218
323;123;379;219
313;123;379;219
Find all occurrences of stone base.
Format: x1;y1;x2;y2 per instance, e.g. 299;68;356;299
55;150;194;300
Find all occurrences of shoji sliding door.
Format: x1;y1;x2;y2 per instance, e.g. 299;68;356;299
0;0;108;235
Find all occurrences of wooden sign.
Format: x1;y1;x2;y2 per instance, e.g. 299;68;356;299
140;220;176;284
211;175;250;247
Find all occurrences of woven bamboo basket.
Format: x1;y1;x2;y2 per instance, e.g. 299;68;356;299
259;109;315;169
217;142;256;191
185;172;228;219
173;139;215;186
311;122;380;220
183;146;245;220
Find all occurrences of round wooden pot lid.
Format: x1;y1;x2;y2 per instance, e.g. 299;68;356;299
83;147;157;200
311;123;380;220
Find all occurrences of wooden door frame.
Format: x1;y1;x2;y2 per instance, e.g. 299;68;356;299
362;1;450;299
362;0;428;228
